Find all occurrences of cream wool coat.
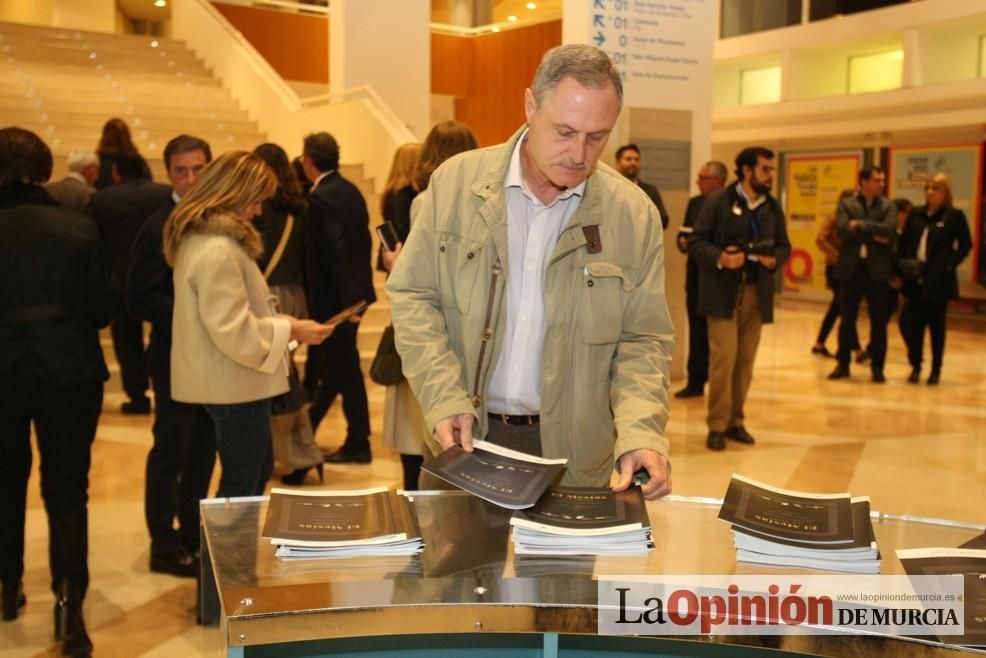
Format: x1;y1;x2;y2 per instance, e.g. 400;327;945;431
170;212;291;404
386;127;675;487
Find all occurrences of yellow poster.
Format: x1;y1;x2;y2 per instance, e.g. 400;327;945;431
782;153;861;294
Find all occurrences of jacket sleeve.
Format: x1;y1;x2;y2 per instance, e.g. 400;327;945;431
309;189;361;311
126;213;173;325
860;200;896;238
689;194;724;269
772;203;792;268
835;198;858;244
190;245;291;374
81;216;118;329
949;209;973;270
610;208;674;464
897;212;918;260
815;215;839;260
385;184;475;440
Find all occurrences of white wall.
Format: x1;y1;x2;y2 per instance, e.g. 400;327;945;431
53;0;116;33
0;0;54;27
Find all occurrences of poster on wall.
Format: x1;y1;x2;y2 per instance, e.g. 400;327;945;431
888;144;985;300
782;152;862;295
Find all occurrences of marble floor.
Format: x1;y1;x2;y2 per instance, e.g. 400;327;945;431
2;298;985;657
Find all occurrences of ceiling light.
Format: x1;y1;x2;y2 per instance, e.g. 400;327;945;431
507;15;518;22
154;0;167;7
527;2;537;8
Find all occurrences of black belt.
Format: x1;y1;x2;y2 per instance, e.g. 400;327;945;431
488;412;540;426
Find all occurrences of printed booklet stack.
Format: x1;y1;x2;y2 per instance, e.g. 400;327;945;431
261;487;423;559
509;484;654;556
718;474;880;573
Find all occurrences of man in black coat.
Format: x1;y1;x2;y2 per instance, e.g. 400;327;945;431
674;160;727;398
126;135;215;578
690;147;790;451
302;132;377;464
88;150;171;414
614;143;670;229
828;166;897;383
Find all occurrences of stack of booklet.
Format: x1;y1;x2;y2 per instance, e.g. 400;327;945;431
261;487;423;560
718;474;880;573
509;485;654;556
421;440;567;509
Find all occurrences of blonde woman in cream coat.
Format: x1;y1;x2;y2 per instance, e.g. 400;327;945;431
164;151;334;497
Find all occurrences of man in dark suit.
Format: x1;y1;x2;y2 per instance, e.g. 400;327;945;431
44;149;98;212
690;147;790;451
614;143;669;229
302;132;377;464
89;150;171;414
674;160;727;398
126;135;215;578
828;166;896;383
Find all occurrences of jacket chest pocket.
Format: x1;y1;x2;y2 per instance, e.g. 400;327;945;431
437;234;485;314
581;261;630;345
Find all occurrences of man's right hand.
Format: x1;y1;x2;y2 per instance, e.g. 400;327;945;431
718;247;746;270
434;414;476;452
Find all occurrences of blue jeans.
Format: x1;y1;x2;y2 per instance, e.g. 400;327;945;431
204;399;273;498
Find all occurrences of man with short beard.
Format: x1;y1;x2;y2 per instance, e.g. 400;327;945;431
690;147;790;451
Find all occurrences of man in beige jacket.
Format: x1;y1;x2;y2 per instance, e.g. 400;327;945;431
386;45;674;499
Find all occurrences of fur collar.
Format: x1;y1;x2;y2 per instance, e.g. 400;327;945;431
188;211;264;260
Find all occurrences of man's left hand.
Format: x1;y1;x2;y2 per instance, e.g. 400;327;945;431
759;255;777;270
613;449;671;500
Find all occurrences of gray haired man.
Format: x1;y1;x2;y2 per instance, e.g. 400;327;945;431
44;150;98;212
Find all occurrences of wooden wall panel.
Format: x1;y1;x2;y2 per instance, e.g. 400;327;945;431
214;3;328;84
431;21;561;146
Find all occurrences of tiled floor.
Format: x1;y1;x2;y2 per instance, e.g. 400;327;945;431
2;298;984;657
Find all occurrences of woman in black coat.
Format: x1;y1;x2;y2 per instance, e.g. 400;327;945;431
0;127;116;658
897;173;972;385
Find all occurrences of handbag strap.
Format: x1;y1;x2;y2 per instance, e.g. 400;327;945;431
263;213;294;281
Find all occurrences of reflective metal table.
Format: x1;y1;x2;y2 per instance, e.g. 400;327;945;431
200;492;985;657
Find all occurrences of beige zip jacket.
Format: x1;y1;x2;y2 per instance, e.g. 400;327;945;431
385;128;674;486
171;212;291;404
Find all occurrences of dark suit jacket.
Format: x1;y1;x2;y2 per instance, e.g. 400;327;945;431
638;179;669;229
89;178;171;286
44;175;94;213
305;171;376;322
125;197;175;378
0;185;116;392
834;193;897;282
689;185;791;323
898;205;973;302
681;193;708;294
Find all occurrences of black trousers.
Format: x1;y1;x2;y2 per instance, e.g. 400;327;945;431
837;262;890;371
145;370;216;557
0;381;102;596
818;265;861;349
110;311;148;402
308;321;371;451
685;259;708;388
906;298;948;373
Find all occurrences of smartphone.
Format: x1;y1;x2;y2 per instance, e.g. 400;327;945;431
325;300;368;326
376;221;400;252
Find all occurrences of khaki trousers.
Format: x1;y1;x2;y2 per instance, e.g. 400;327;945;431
706;284;762;433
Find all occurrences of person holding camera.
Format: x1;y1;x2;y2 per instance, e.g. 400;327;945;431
690;147;790;451
897;173;972;385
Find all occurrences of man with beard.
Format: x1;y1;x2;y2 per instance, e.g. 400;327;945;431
690;147;790;451
614;143;669;229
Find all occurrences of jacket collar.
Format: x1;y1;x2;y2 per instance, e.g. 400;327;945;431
187;210;264;260
0;183;58;209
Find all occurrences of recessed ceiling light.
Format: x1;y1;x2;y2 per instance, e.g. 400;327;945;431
150;39;159;48
527;2;537;9
507;15;518;22
154;0;167;7
491;25;501;32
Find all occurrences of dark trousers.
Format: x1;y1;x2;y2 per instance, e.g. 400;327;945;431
485;416;543;456
0;382;102;596
205;399;273;498
400;454;424;491
685;260;708;388
906;298;948;374
837;263;890;372
309;321;371;452
145;371;216;557
817;266;860;349
110;312;148;402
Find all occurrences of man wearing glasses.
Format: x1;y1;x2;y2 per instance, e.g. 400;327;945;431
827;166;897;383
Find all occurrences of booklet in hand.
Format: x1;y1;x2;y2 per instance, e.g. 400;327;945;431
324;300;368;327
420;440;566;510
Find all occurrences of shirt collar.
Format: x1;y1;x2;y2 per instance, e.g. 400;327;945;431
735;182;766;211
505;129;585;205
172;190;181;204
313;170;334;190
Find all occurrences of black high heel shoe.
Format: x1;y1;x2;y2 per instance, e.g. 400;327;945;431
1;581;26;621
279;462;324;486
54;579;92;658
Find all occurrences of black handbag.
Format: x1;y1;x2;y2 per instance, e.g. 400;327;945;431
271;364;307;416
369;324;405;386
897;258;924;281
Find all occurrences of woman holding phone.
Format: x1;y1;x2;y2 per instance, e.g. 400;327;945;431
164;151;334;497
